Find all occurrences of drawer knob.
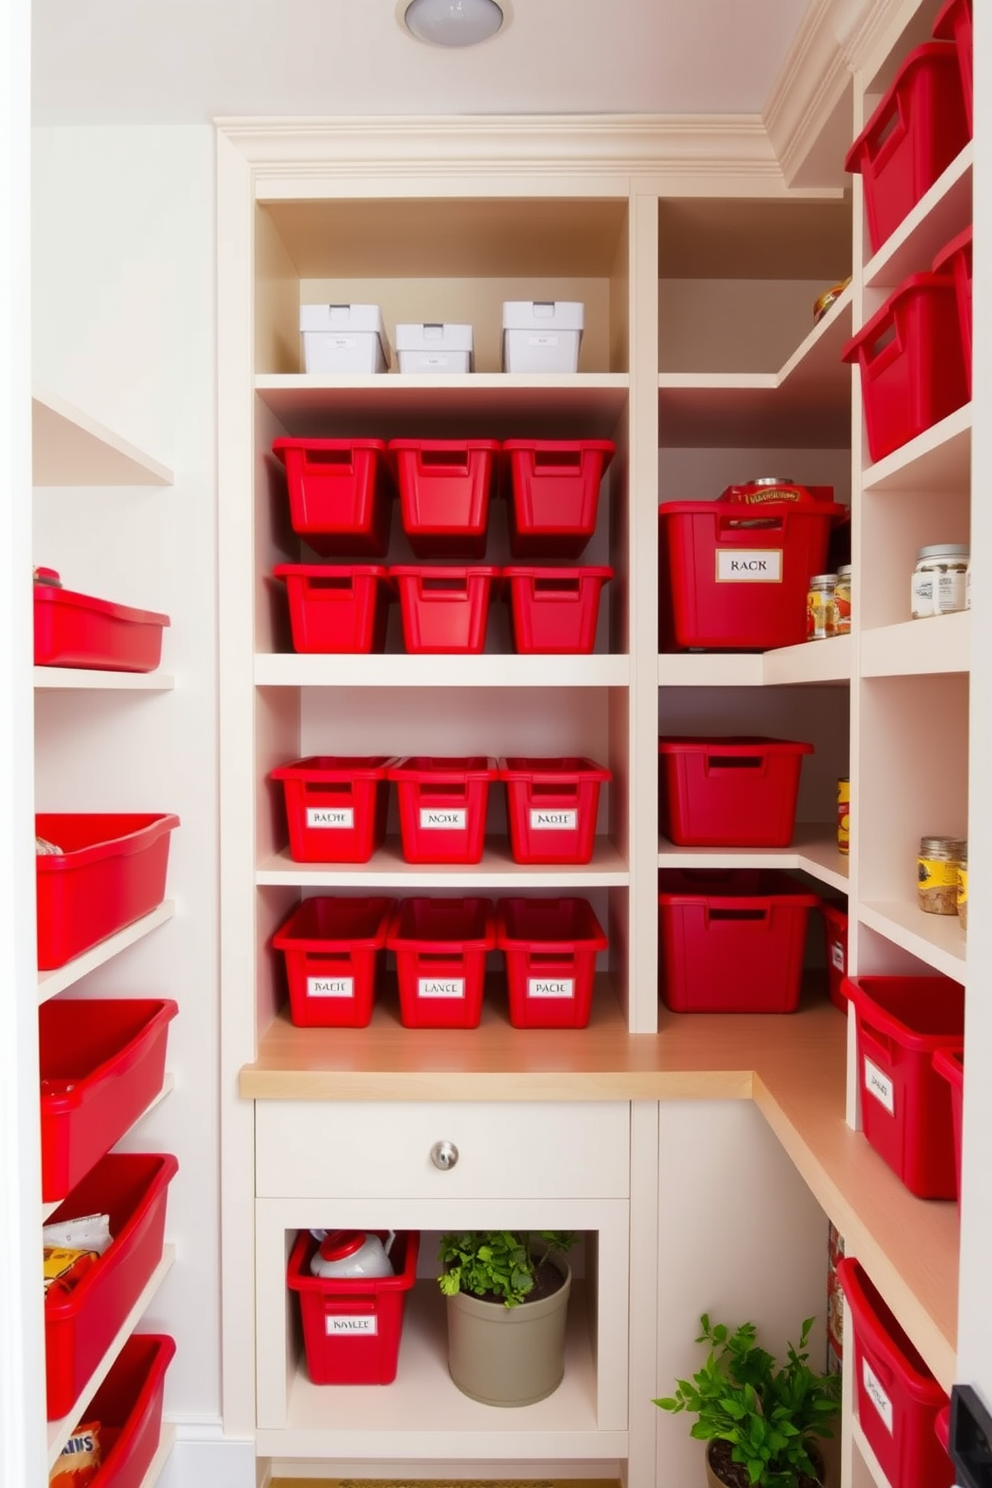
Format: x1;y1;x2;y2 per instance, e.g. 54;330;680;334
430;1140;459;1171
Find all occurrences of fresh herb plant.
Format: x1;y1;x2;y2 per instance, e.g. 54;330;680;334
654;1314;841;1487
437;1229;578;1308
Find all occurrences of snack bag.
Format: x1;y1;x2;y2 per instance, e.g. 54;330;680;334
43;1247;98;1296
49;1422;101;1487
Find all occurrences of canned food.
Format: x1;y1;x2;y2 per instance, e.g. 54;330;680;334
807;574;837;640
837;778;850;855
918;835;966;915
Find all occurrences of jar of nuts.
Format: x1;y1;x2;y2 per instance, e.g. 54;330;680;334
918;836;966;916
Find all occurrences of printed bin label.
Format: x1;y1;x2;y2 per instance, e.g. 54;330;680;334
528;978;575;1000
528;334;560;346
418;978;465;999
715;549;783;583
307;976;355;999
831;943;845;971
864;1056;895;1114
862;1359;894;1433
326;1314;378;1337
306;806;355;830
419;808;467;831
530;809;578;831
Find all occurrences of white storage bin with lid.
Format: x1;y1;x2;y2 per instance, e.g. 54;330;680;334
300;303;390;374
502;300;584;373
395;323;474;374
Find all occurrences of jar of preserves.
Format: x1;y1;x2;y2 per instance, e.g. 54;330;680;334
911;544;970;619
918;836;966;915
957;853;968;933
807;574;837;640
834;565;852;635
837;778;850;855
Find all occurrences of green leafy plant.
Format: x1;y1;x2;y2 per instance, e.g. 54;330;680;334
437;1230;578;1308
654;1314;841;1488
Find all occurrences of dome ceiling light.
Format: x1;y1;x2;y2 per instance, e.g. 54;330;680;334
402;0;506;48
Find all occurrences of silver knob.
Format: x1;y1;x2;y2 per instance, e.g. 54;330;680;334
430;1140;459;1171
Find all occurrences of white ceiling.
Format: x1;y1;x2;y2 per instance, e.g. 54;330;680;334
32;0;812;126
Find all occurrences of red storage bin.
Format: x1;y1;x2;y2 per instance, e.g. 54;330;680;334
837;1257;953;1488
271;755;396;864
499;756;611;865
845;42;969;255
658;870;820;1014
272;896;396;1028
502;439;615;558
932;1045;964;1202
389;756;497;865
390;565;499;653
386;897;495;1029
820;899;848;1014
933;0;973;135
272;437;394;557
503;566;612;654
934;224;973;397
274;564;391;654
68;1334;176;1488
388;439;499;558
36;814;180;972
842;274;968;464
658;736;813;848
844;974;965;1199
496;896;607;1029
45;1152;177;1420
40;998;178;1204
34;583;169;673
288;1229;419;1384
658;501;845;651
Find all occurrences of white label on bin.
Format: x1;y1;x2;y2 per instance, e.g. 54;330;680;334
528;335;560;346
306;807;355;830
528;977;575;1000
419;808;467;830
831;942;845;972
529;809;578;831
326;1314;378;1337
423;355;450;366
418;978;465;999
328;336;358;349
862;1360;894;1433
715;549;783;583
307;976;354;999
864;1057;895;1115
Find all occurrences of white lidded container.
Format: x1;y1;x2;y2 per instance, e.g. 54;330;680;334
502;300;584;373
300;303;390;374
395;322;474;374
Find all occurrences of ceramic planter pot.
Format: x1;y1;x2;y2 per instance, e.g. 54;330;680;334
445;1253;571;1407
705;1439;830;1488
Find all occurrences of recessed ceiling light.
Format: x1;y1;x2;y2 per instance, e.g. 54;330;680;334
402;0;506;48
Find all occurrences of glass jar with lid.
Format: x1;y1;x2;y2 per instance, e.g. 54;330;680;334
911;544;970;619
918;836;966;915
834;565;852;635
807;574;837;640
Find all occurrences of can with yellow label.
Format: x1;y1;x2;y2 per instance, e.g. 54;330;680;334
837;777;850;855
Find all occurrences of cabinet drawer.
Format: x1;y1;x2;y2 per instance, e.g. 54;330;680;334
255;1100;629;1199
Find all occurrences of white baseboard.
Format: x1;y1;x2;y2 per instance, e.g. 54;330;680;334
155;1420;256;1488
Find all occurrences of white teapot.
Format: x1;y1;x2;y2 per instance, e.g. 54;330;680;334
309;1228;395;1279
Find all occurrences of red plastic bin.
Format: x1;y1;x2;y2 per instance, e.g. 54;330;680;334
272;437;394;557
64;1334;176;1488
933;0;973;135
496;897;607;1029
845;42;969;255
390;565;499;653
388;439;499;558
658;736;813;847
843;974;965;1199
288;1229;419;1384
504;566;613;654
932;1045;964;1203
499;756;611;865
934;224;973;397
658;870;820;1014
272;896;396;1028
502;439;615;558
842;273;969;464
44;1152;178;1420
837;1256;953;1488
36;813;180;972
40;998;178;1204
820;899;848;1014
34;583;169;673
386;897;495;1029
274;564;391;653
659;501;845;651
271;755;397;864
389;756;497;865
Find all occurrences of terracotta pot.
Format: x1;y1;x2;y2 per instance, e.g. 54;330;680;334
705;1439;829;1488
445;1253;571;1407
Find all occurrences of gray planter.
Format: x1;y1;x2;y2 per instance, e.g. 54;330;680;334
445;1254;571;1407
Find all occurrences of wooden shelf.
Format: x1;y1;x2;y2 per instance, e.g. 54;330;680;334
859;899;966;983
862;405;971;494
33;668;175;691
258;838;629;888
861;613;969;678
658;824;848;894
32;386;173;488
256;653;629;689
37;902;176;1003
865;144;973;291
659;636;851;688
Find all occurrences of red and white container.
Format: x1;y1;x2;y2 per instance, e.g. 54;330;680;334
40;998;178;1203
499;756;610;865
843;974;965;1199
386;897;495;1029
36;813;180;972
274;564;391;653
933;0;973;135
272;896;395;1028
271;755;397;864
932;1046;964;1203
502;439;614;558
933;224;973;397
271;438;394;558
820;899;848;1014
658;736;813;848
504;566;613;653
70;1334;176;1488
389;756;497;865
388;439;499;559
390;565;499;653
496;896;607;1029
34;580;169;673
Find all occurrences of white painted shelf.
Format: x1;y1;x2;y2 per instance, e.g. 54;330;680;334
860;899;966;983
255;653;630;689
659;636;851;688
37;902;176;1003
138;1423;176;1488
851;1415;894;1488
258;837;629;887
32;385;173;488
34;667;175;691
862;404;971;494
658;824;848;895
861;613;969;678
865;142;972;291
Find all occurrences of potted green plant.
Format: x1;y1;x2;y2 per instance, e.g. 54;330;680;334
654;1313;841;1488
438;1229;577;1407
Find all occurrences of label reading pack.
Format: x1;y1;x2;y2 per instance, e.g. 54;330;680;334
326;1314;378;1337
307;976;355;1000
419;808;467;831
418;978;465;1000
862;1359;894;1433
831;943;845;972
528;977;575;1000
864;1056;895;1114
529;809;578;831
306;806;355;830
715;549;783;583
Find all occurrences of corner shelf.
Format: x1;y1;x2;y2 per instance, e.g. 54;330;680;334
32;386;173;488
658;824;848;895
862;405;971;494
38;902;176;1003
659;636;851;688
34;668;175;691
859;900;966;983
